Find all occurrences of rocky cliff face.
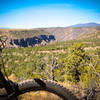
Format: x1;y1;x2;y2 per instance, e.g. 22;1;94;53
9;35;55;47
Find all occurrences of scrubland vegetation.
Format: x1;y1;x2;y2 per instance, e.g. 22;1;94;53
0;32;100;100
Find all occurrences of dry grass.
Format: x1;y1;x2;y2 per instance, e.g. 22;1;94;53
18;91;63;100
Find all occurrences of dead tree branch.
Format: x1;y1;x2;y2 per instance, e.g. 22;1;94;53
89;57;100;78
50;55;58;80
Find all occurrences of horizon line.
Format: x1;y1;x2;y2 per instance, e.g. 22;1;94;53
0;22;100;29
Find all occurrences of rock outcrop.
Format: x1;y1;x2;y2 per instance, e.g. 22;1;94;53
9;35;55;47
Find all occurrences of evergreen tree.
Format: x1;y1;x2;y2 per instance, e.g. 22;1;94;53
63;43;89;83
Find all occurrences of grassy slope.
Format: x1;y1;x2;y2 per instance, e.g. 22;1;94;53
0;29;49;39
0;26;100;41
44;26;100;41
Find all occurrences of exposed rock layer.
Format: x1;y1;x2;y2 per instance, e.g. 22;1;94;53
9;35;55;47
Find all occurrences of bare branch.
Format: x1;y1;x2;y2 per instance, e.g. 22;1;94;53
50;55;58;80
89;57;100;78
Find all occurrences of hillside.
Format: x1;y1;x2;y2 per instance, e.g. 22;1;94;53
0;28;49;39
78;31;100;40
1;26;100;100
44;26;100;41
0;29;55;47
0;26;100;47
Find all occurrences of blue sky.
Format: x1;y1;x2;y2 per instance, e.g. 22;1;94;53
0;0;100;28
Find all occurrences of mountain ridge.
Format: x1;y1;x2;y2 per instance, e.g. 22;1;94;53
68;22;100;28
1;22;100;29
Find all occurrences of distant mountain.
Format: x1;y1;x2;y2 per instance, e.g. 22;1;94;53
69;22;100;27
